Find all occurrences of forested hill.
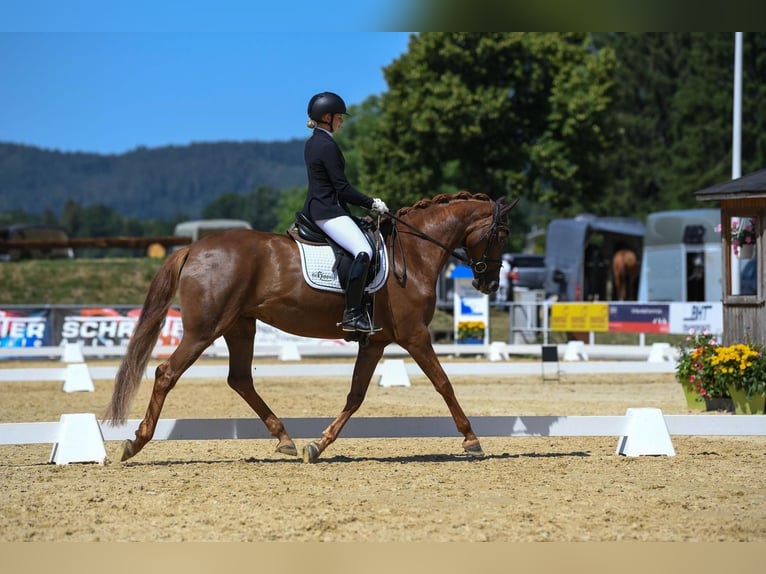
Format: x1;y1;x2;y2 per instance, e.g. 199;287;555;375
0;140;307;220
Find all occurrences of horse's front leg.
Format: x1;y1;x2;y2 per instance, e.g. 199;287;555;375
406;334;484;457
302;342;385;463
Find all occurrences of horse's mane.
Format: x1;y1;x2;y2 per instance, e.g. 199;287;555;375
396;191;493;218
376;191;496;237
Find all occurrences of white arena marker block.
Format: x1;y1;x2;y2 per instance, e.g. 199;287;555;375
378;359;411;387
488;341;508;361
62;342;85;363
62;363;95;393
49;413;107;465
648;342;671;362
563;341;588;361
279;342;302;361
616;407;675;457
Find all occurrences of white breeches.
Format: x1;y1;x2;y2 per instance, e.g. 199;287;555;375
315;215;372;258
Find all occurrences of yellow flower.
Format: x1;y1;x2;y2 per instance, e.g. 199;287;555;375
457;320;485;340
678;331;766;398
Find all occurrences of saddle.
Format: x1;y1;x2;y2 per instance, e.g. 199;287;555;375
288;211;388;294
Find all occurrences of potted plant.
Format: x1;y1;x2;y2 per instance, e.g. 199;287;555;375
676;329;766;414
731;217;756;258
675;329;719;411
456;320;485;344
710;343;766;414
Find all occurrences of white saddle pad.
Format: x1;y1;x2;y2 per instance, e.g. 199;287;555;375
296;242;389;294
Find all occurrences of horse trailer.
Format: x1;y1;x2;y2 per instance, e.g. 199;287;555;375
543;215;645;302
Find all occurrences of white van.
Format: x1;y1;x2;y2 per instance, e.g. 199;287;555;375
173;219;252;244
637;209;721;302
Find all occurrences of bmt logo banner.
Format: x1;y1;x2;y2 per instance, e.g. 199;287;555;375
60;308;183;347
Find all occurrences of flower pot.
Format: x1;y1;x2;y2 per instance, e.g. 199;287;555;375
457;337;483;345
726;385;766;415
681;384;706;411
737;244;755;259
704;397;735;413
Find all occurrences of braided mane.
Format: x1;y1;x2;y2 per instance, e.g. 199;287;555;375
396;191;493;217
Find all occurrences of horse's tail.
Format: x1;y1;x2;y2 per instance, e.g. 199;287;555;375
102;247;190;424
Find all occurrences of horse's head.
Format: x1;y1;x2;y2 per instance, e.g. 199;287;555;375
461;196;518;294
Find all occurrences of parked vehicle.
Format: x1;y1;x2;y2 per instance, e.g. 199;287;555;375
543;214;645;301
173;219;252;243
637;209;721;302
508;253;545;290
0;224;74;262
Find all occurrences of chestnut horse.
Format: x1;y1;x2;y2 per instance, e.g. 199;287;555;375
103;192;516;463
611;248;639;301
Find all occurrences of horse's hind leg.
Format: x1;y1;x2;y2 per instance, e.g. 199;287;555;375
122;335;210;461
224;317;296;457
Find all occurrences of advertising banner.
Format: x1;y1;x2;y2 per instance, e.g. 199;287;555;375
59;307;183;349
608;303;670;333
452;265;489;344
0;309;51;347
0;305;357;359
550;303;609;332
669;302;723;335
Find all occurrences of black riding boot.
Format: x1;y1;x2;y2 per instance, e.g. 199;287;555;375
341;253;378;333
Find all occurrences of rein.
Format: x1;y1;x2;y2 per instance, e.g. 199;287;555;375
385;211;465;283
383;198;516;283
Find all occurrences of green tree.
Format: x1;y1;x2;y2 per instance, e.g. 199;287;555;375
336;97;383;205
202;186;283;231
0;209;36;227
595;32;766;216
360;32;617;222
60;200;83;236
273;186;308;233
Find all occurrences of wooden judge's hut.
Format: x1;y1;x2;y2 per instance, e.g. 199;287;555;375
696;168;766;345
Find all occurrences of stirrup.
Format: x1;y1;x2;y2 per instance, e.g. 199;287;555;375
339;311;380;334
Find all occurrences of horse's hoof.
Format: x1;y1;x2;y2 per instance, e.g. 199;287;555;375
463;440;485;458
302;442;320;463
120;439;135;462
276;440;298;457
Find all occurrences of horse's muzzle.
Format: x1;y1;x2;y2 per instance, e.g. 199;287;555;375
473;278;499;295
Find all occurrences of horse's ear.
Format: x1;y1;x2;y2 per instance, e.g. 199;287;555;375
498;197;520;216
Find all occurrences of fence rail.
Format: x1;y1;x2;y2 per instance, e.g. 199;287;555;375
2;411;765;464
0;340;680;363
0;236;192;250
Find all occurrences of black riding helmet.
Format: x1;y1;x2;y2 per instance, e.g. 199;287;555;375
307;92;351;123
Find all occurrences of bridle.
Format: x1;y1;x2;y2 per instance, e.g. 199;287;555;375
384;197;519;283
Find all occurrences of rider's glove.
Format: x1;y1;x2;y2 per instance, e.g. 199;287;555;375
371;198;389;214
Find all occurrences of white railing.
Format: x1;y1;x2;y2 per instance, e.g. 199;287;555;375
0;339;679;364
2;410;765;464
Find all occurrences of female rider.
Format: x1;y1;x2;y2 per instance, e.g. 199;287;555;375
301;91;388;333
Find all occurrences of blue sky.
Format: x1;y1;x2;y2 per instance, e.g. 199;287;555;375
0;2;413;154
